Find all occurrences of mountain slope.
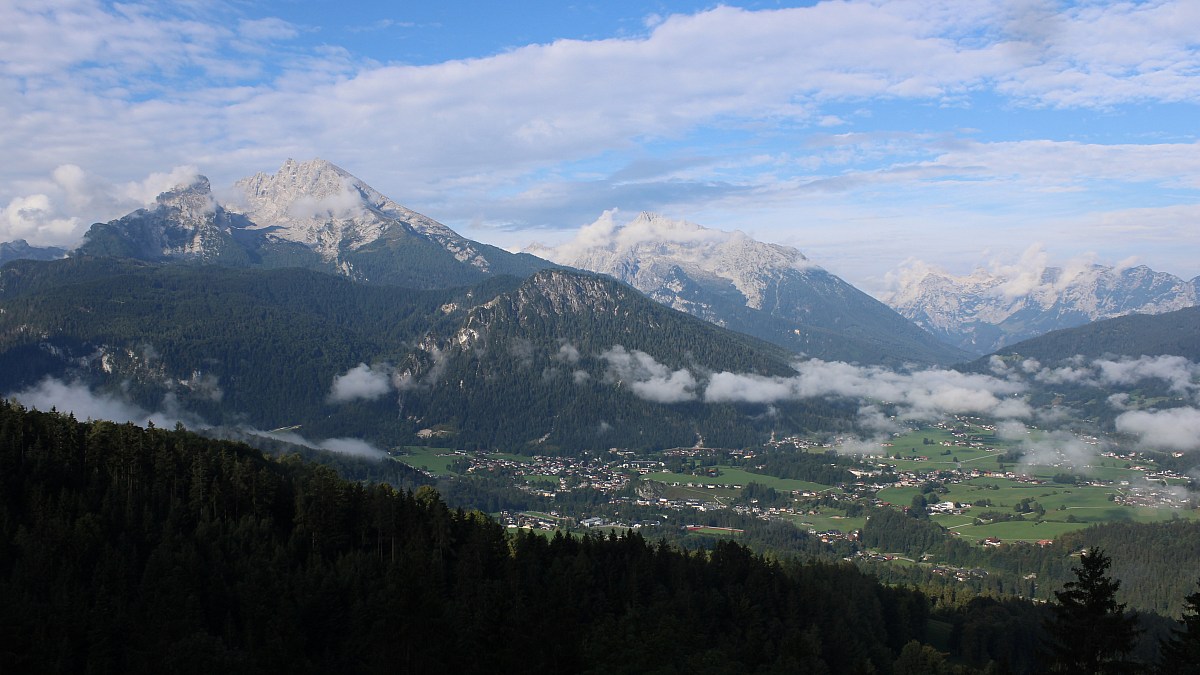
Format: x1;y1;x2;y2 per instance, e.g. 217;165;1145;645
977;306;1200;365
0;258;855;452
527;212;969;366
0;240;68;266
884;260;1199;355
959;307;1200;429
76;159;551;289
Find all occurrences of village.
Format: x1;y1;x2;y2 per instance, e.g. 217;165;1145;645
395;415;1197;566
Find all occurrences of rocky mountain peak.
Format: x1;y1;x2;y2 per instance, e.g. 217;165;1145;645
527;211;812;311
882;256;1200;354
524;211;966;366
153;175;217;225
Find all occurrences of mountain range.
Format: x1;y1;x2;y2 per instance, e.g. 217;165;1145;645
4;158;1199;451
527;212;968;367
883;260;1200;355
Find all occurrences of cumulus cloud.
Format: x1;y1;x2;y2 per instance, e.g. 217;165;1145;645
1116;407;1200;452
7;1;1200;286
0;164;204;247
329;363;393;403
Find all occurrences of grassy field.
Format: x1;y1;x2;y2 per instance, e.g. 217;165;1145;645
644;467;835;493
394;446;533;476
393;446;462;475
785;508;867;533
660;483;736;503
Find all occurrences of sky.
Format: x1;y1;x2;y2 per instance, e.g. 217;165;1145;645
3;0;1200;294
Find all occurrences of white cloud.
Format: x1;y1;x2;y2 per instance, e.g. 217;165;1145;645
704;359;1029;421
4;0;1200;287
254;429;387;459
601;346;697;403
1095;355;1200;397
7;376;188;428
329;363;393;403
0;163;202;247
1116;407;1200;452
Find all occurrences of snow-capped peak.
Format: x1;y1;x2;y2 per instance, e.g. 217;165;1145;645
526;210;815;310
229;158;483;266
880;247;1200;353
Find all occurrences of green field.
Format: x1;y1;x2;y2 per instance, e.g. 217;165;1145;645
644;467;835;493
785;508;867;533
660;483;737;503
394;447;532;475
393;446;462;474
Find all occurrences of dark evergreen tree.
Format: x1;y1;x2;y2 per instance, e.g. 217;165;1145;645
1158;580;1200;675
1042;547;1142;674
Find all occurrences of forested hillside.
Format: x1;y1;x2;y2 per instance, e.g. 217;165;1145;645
0;401;936;673
978;306;1200;364
0;258;857;452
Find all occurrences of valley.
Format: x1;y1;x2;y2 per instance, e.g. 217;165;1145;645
384;415;1199;611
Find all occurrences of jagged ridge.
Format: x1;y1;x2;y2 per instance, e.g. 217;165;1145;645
883;261;1200;355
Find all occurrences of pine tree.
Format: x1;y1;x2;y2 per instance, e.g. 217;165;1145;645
1042;547;1141;674
1158;580;1200;674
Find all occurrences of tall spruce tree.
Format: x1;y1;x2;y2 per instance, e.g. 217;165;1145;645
1042;547;1141;674
1158;580;1200;674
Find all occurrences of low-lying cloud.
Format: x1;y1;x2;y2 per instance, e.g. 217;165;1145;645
329;363;393;403
7;376;195;429
596;347;1032;425
992;354;1200;402
705;359;1031;421
1115;407;1200;452
601;345;698;404
254;429;387;460
996;420;1101;470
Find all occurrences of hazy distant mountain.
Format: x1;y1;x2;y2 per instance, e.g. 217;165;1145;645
77;158;551;289
527;212;969;367
883;261;1199;355
0;239;68;266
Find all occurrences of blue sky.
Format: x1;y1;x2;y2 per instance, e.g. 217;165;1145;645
3;0;1200;293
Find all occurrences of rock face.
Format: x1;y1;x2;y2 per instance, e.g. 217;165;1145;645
882;262;1200;355
76;159;550;289
527;212;969;366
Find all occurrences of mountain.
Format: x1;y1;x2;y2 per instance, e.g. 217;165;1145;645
526;212;969;367
961;307;1200;428
0;239;68;266
977;306;1200;365
77;158;551;289
0;258;856;452
883;261;1199;355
